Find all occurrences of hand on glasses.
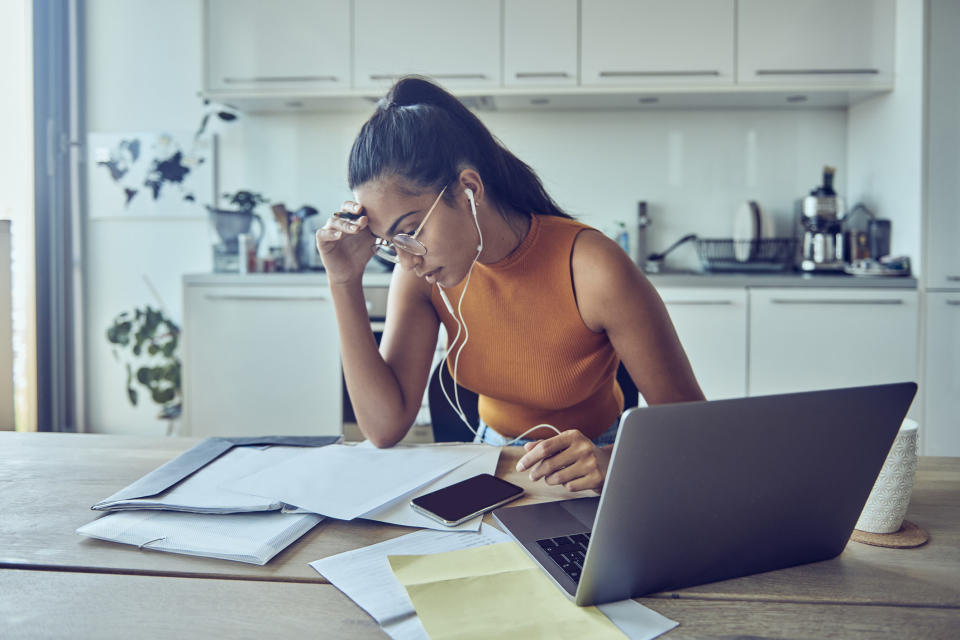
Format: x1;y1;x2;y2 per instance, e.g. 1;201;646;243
316;201;377;286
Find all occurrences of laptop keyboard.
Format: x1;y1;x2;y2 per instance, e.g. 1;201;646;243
536;532;591;584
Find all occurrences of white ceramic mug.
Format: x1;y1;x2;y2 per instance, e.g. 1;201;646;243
856;419;919;534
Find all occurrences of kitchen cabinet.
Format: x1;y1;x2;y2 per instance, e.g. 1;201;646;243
580;0;735;87
737;0;894;86
353;0;502;91
923;293;960;456
925;0;960;289
204;0;351;94
182;282;341;438
659;287;747;400
503;0;578;88
748;288;918;398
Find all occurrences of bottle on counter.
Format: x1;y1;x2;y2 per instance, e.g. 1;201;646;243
615;221;630;254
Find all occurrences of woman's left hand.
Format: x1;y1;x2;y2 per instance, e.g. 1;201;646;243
516;430;612;493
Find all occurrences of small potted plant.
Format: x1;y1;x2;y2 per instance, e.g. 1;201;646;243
207;190;266;256
106;305;182;434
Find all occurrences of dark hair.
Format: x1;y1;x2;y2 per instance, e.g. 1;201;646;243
348;76;570;219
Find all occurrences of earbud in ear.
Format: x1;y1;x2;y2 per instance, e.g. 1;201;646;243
464;188;475;203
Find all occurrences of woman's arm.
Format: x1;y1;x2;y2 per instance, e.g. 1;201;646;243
517;229;705;491
318;210;440;448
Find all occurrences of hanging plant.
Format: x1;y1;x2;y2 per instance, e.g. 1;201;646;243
106;305;181;420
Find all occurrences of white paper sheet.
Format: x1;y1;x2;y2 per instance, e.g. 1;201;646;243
94;445;309;513
77;510;322;565
359;444;502;531
230;443;485;520
310;525;512;640
596;599;679;640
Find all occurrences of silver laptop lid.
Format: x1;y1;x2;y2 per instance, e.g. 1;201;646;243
576;382;916;605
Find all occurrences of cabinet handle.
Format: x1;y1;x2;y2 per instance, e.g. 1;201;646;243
665;300;735;306
947;275;960;281
222;75;338;83
947;300;960;306
370;73;487;81
755;69;879;76
204;294;329;302
515;72;570;79
769;298;904;305
598;70;721;78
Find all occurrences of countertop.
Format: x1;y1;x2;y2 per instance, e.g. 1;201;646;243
184;269;917;289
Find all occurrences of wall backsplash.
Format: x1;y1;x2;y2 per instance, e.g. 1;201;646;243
219;107;848;272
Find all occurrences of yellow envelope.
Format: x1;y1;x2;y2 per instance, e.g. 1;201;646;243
389;542;625;640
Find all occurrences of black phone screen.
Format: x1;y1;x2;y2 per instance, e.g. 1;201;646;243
411;473;524;523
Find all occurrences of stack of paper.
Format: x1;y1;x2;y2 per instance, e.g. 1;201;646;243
93;445;310;513
310;524;512;640
388;542;679;640
77;510;322;565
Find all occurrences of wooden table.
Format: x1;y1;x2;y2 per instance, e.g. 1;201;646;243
2;432;958;639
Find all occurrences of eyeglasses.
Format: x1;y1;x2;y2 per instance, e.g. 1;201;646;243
374;185;447;264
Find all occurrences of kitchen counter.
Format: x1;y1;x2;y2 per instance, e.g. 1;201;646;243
646;270;917;288
184;270;917;289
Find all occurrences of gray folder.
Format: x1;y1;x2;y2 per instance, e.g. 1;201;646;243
92;435;340;512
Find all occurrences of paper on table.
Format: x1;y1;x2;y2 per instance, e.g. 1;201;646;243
389;542;678;640
389;542;623;639
231;443;484;520
77;509;322;565
310;524;511;640
93;446;309;513
359;444;501;531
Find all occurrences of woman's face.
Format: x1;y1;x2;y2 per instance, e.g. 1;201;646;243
354;176;478;287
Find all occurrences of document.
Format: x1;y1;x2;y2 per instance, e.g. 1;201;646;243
388;542;678;640
77;509;322;565
93;445;310;513
358;444;501;531
310;524;512;640
93;435;340;510
231;443;485;520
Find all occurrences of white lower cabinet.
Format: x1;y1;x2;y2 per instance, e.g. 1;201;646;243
183;282;341;438
748;289;918;398
659;288;747;400
923;293;960;456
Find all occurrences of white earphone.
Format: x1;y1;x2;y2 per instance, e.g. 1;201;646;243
435;184;561;445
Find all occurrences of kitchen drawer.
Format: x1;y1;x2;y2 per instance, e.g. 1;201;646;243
659;287;747;400
748;289;918;399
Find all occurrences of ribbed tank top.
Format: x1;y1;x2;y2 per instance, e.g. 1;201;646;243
430;214;623;440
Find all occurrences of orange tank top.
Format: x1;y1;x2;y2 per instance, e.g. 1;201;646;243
430;214;623;440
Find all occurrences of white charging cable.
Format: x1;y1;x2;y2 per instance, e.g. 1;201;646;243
436;188;561;446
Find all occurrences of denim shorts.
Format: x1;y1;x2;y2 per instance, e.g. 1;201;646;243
476;418;620;447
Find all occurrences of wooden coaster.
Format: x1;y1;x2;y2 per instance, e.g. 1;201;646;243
851;519;930;548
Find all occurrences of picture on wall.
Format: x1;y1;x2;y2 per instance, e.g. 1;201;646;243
88;131;213;219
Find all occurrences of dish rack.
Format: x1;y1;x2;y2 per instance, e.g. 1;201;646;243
696;238;797;272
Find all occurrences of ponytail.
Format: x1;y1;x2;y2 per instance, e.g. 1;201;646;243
348;76;570;219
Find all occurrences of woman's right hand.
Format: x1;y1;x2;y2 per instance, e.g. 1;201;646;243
316;201;376;285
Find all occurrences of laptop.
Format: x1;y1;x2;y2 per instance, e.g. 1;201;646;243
492;382;917;606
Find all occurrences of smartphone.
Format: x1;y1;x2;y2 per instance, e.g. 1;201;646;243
410;474;524;526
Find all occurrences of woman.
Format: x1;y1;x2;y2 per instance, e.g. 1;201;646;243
318;77;703;493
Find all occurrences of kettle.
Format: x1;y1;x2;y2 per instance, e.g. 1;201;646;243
297;206;325;270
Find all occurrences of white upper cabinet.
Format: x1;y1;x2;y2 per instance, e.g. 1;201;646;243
748;289;918;399
581;0;735;87
659;287;748;400
926;0;960;289
504;0;578;87
353;0;502;91
205;0;351;93
737;0;894;86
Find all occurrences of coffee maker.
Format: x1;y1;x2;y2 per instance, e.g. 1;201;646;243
796;166;846;272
